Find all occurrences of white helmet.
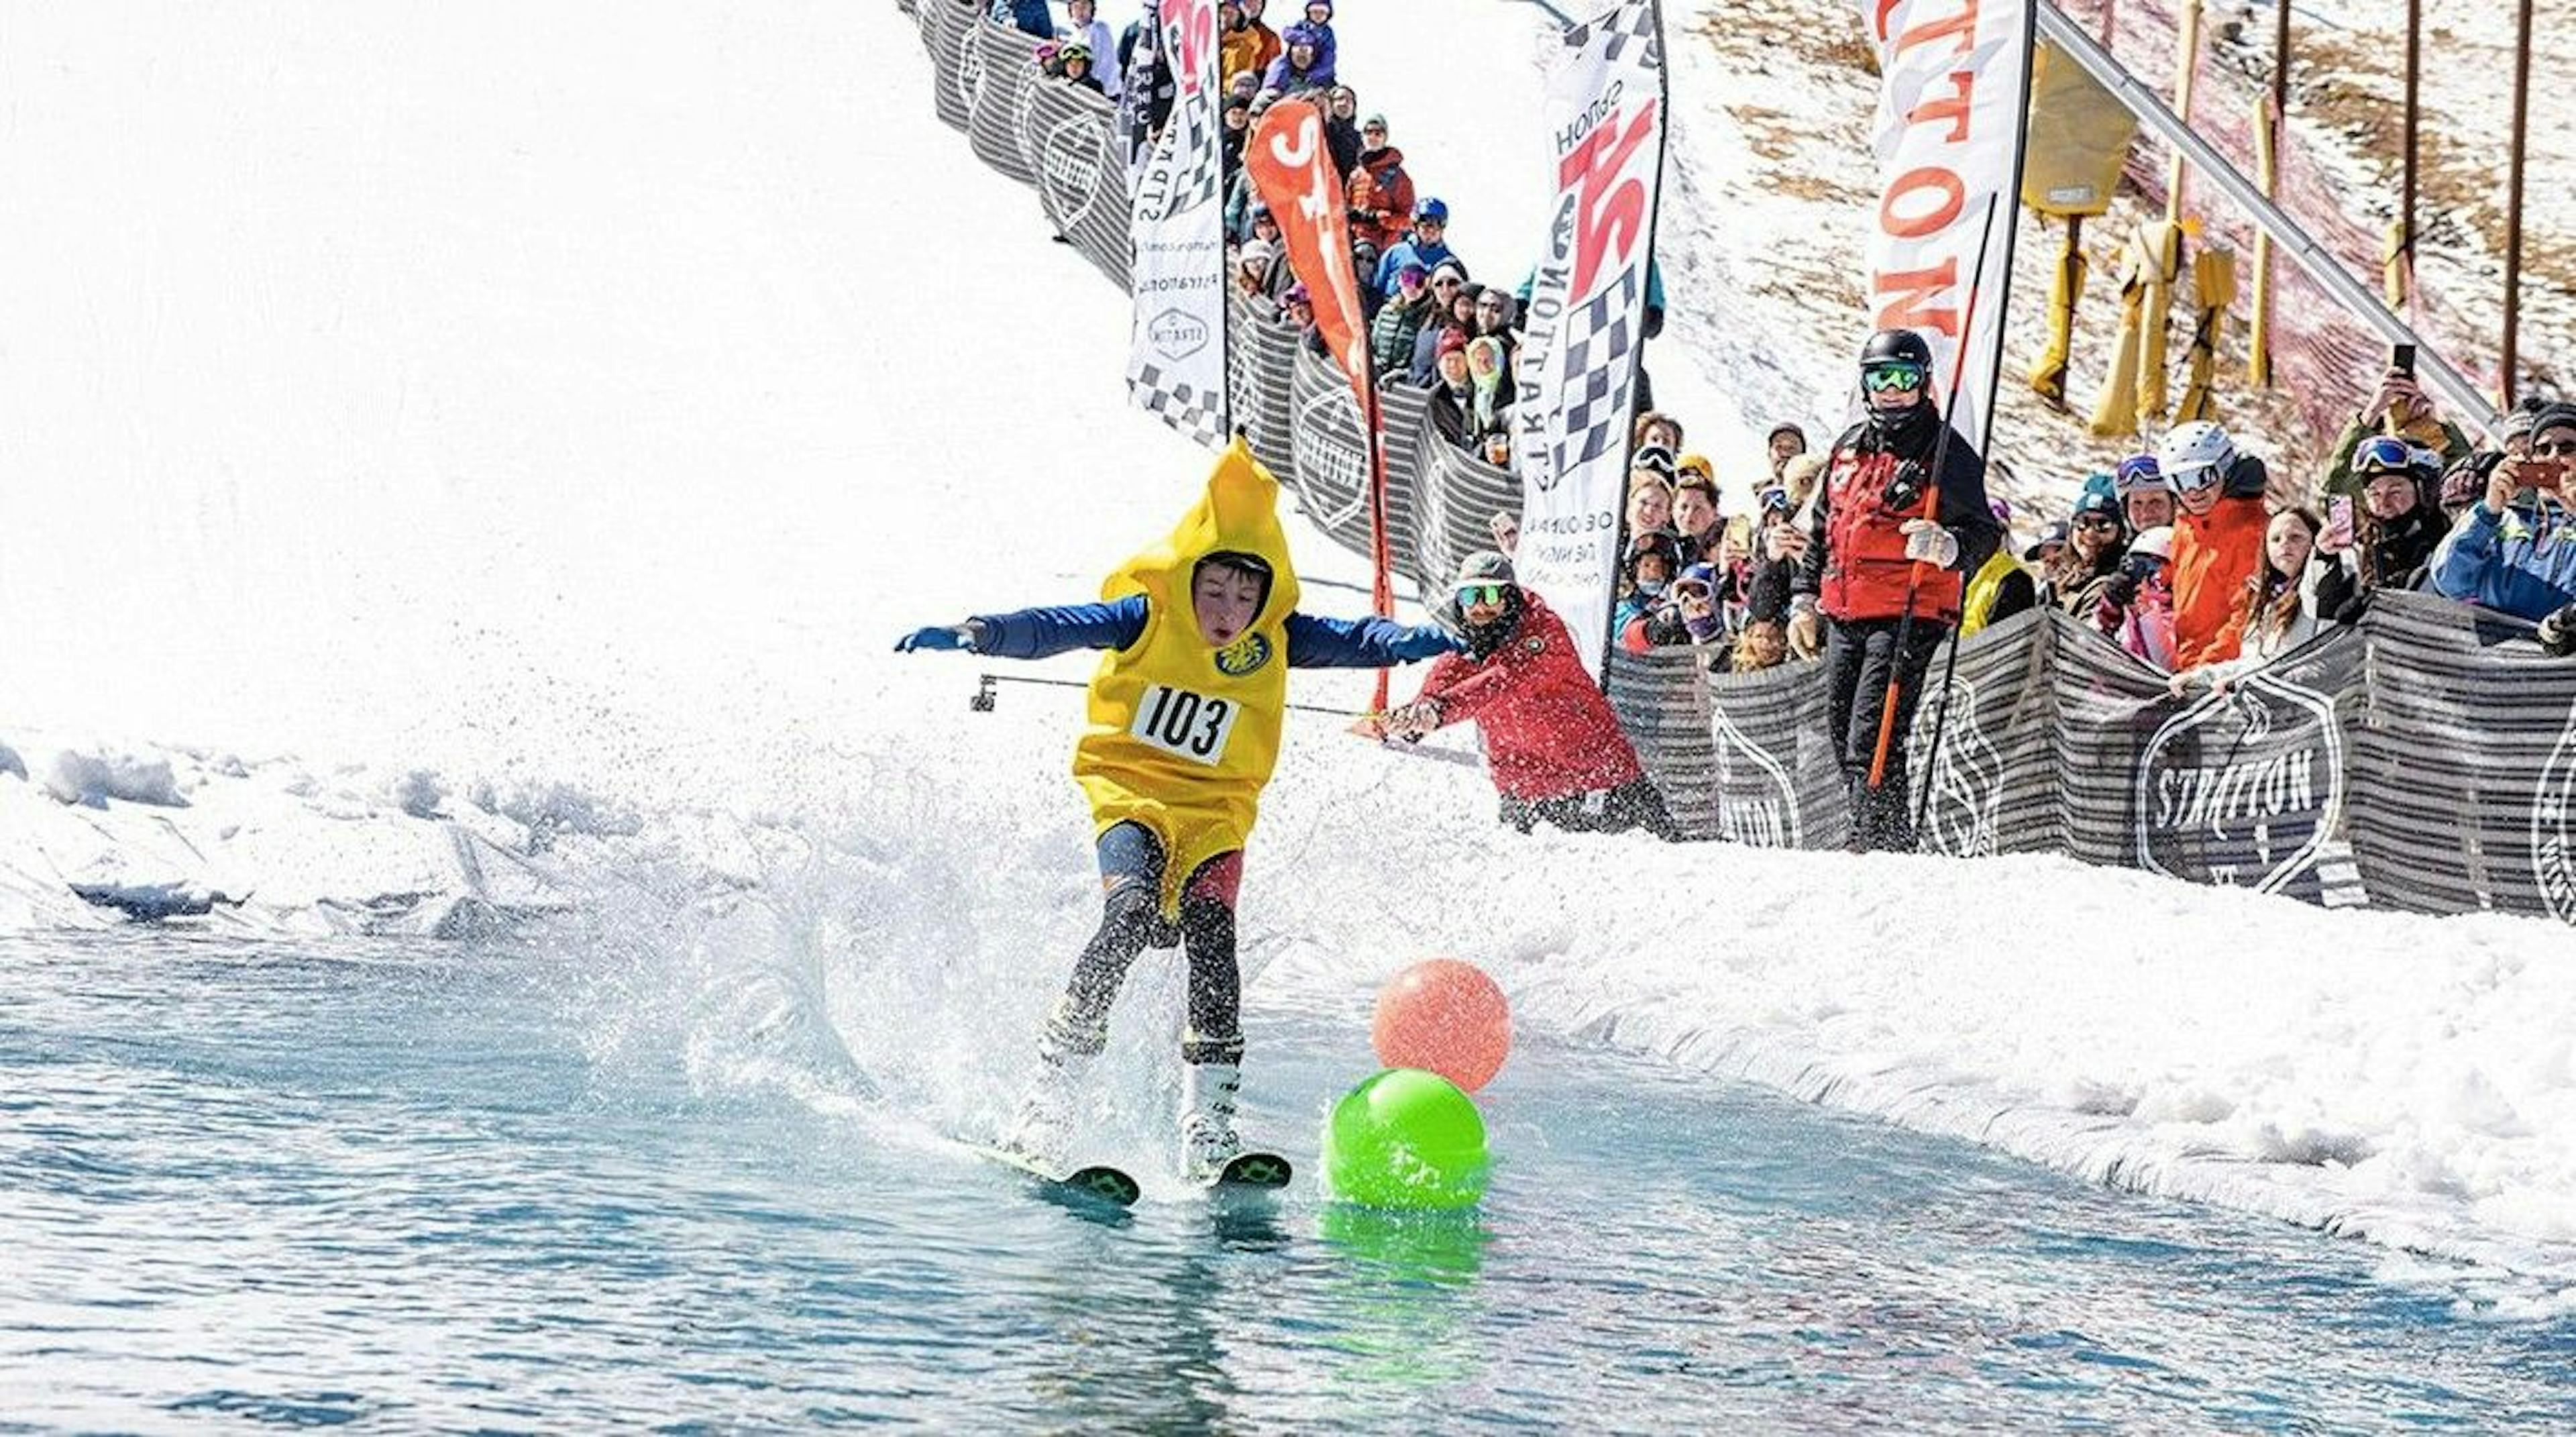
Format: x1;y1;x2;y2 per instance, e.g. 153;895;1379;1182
2129;525;2176;562
2155;421;2237;492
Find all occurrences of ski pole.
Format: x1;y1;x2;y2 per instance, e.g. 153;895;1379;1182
1868;196;1998;793
969;672;1372;720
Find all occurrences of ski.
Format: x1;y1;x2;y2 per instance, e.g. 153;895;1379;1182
1199;1149;1292;1192
969;1143;1142;1208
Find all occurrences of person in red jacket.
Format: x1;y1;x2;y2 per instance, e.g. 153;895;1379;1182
1344;114;1415;264
2157;420;2271;669
1786;329;2001;853
1384;551;1683;841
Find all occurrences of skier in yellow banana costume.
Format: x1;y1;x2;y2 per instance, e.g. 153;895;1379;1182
894;439;1456;1175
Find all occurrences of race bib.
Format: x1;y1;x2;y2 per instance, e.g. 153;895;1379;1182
1130;684;1238;766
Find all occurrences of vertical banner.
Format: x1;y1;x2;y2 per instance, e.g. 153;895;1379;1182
1856;0;2037;451
1511;0;1670;678
1248;98;1396;638
1126;0;1228;447
1115;1;1160;173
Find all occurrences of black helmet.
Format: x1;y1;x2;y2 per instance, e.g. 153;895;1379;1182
1860;328;1933;371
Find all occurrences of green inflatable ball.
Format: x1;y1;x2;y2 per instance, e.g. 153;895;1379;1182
1320;1067;1489;1211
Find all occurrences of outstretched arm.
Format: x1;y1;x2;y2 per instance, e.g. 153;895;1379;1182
1283;611;1459;668
895;595;1149;658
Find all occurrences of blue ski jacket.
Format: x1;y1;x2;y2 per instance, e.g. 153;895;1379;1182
2430;500;2576;623
970;594;1454;666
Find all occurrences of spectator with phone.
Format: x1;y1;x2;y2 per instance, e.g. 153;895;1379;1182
2322;357;2472;498
2431;404;2576;623
2314;436;2447;622
2095;526;2179;670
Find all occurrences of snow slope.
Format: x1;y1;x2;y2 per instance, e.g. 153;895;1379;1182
0;0;2570;1299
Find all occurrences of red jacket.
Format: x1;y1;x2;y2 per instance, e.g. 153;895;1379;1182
1819;445;1964;623
1410;592;1646;801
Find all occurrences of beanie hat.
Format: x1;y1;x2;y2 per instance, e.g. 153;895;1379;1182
1766;421;1807;447
2531;403;2576;444
1455;549;1514;588
2501;400;2548;445
1238;238;1275;272
1435;327;1470;360
1673;562;1720;595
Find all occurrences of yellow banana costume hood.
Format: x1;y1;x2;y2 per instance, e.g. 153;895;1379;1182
1074;440;1303;915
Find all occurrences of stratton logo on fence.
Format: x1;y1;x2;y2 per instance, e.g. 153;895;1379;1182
1709;707;1801;849
1038;115;1106;232
1910;671;2003;857
2536;700;2576;924
2134;672;2345;894
1289;383;1369;527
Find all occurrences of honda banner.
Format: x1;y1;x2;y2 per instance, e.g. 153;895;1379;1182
1510;0;1670;678
1125;0;1228;447
1856;0;2037;454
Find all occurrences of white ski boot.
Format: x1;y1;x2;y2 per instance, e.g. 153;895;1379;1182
1004;1017;1102;1171
1179;1061;1243;1180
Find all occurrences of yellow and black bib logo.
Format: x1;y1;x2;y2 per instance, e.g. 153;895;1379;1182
1213;633;1274;677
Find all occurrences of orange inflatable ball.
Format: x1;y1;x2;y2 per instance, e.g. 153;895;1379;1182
1371;959;1511;1092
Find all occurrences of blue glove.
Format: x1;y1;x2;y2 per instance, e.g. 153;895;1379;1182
895;624;971;653
1389;625;1462;661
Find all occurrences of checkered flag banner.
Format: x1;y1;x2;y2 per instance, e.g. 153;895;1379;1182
1509;0;1668;678
1126;0;1230;449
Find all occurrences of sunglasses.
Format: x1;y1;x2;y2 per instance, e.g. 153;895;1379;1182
1456;583;1507;607
1862;362;1926;394
1432;276;1461;288
2074;513;2120;530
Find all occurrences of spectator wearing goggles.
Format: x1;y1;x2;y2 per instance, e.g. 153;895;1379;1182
2114;453;2178;533
2323;361;2472;498
1786;327;2000;853
2156;420;2271;669
2315;435;2448;622
1386;552;1684;841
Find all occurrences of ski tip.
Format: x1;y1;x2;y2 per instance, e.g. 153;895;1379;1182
1347;714;1389;741
1212;1151;1293;1190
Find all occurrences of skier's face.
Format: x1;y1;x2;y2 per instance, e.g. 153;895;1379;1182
1193;566;1265;646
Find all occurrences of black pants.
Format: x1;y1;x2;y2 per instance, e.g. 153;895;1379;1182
1047;822;1242;1066
1499;776;1684;843
1823;615;1949;853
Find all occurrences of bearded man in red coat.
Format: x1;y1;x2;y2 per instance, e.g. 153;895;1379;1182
1385;550;1682;841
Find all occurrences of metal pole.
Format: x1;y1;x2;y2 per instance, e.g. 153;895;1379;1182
2396;0;2420;307
2033;2;2498;434
2503;0;2533;408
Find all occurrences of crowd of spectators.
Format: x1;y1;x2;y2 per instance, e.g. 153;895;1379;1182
1011;0;2576;686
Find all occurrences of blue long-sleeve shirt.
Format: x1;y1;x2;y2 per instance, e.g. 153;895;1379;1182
970;594;1449;667
2429;501;2576;623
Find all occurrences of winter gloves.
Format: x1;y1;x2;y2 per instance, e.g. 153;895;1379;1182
896;623;978;653
1900;519;1961;568
2540;602;2576;658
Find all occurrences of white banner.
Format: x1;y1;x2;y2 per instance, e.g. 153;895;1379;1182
1126;0;1228;447
1510;0;1669;678
1856;0;2035;454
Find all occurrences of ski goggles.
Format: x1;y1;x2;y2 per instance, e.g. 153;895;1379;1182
2112;456;2163;496
1456;583;1508;608
2353;435;2415;474
1861;361;1927;394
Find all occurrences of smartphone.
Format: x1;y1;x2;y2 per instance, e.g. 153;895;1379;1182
2391;343;2417;376
2330;496;2353;532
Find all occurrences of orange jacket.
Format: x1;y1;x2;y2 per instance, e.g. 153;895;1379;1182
2169;495;2267;668
1346;146;1414;258
1221;21;1280;88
